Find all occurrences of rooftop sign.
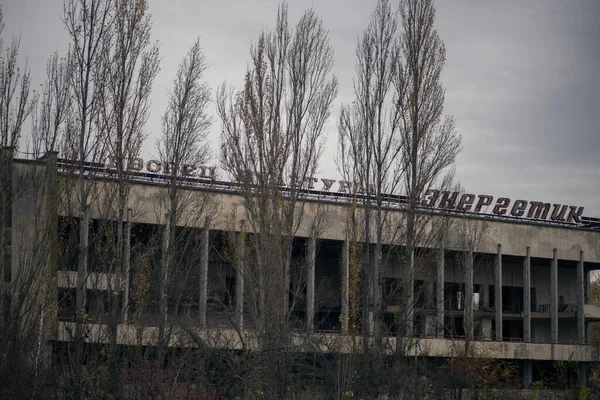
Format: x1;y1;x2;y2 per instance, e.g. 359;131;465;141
112;157;585;224
420;189;584;224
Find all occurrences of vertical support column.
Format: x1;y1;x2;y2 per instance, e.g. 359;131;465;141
235;220;245;331
341;238;349;334
160;214;170;323
481;282;492;339
464;251;474;340
577;250;585;343
524;360;533;389
0;147;14;283
306;235;316;331
406;249;414;337
551;248;558;343
45;151;59;338
436;248;445;338
123;209;132;324
523;247;531;341
495;244;503;340
579;363;588;387
199;216;210;328
76;211;89;317
425;281;435;336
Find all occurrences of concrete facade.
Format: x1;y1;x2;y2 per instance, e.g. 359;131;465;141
6;156;600;388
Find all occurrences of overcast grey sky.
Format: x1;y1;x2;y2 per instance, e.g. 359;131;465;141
3;0;599;215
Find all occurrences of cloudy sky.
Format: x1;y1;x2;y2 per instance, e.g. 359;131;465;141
3;0;600;216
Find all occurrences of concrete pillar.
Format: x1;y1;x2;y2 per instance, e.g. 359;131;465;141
551;248;558;343
495;244;503;340
235;220;245;331
436;248;444;338
579;363;588;387
406;249;415;337
306;235;316;331
123;209;132;324
341;238;349;334
523;247;531;341
524;360;533;389
44;152;59;338
76;211;89;316
0;147;14;284
199;216;210;328
160;214;170;323
577;250;585;343
464;251;474;340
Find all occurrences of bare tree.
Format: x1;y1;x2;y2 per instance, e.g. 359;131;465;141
393;0;461;351
218;2;337;332
335;0;460;396
97;0;160;388
30;51;73;157
155;37;213;371
338;0;404;350
217;4;337;396
0;6;37;150
59;0;114;396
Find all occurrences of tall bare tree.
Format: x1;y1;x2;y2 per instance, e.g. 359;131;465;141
30;50;73;157
338;0;404;349
0;6;37;150
217;4;337;396
393;0;461;352
218;2;337;334
155;37;212;370
59;0;114;396
97;0;160;387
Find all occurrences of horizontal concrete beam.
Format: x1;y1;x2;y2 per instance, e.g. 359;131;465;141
57;322;596;362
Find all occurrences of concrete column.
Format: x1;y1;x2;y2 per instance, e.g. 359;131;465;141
495;244;503;340
235;220;245;331
160;214;170;323
306;235;316;331
579;363;588;387
523;247;531;341
577;250;585;343
0;147;14;283
551;248;558;343
341;238;349;334
436;248;445;338
199;216;210;328
76;211;89;316
44;152;59;338
464;251;474;340
524;360;533;389
123;209;132;324
406;249;415;337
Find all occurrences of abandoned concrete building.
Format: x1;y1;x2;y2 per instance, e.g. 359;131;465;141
3;149;600;389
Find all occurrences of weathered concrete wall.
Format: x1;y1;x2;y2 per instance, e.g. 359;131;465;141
56;322;597;362
47;170;600;263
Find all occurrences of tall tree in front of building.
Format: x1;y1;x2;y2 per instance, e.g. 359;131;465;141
338;0;403;351
59;0;114;397
393;0;461;355
154;37;213;384
336;0;460;396
98;0;160;389
217;4;338;396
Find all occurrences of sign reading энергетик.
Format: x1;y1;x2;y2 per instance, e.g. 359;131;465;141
420;189;584;224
